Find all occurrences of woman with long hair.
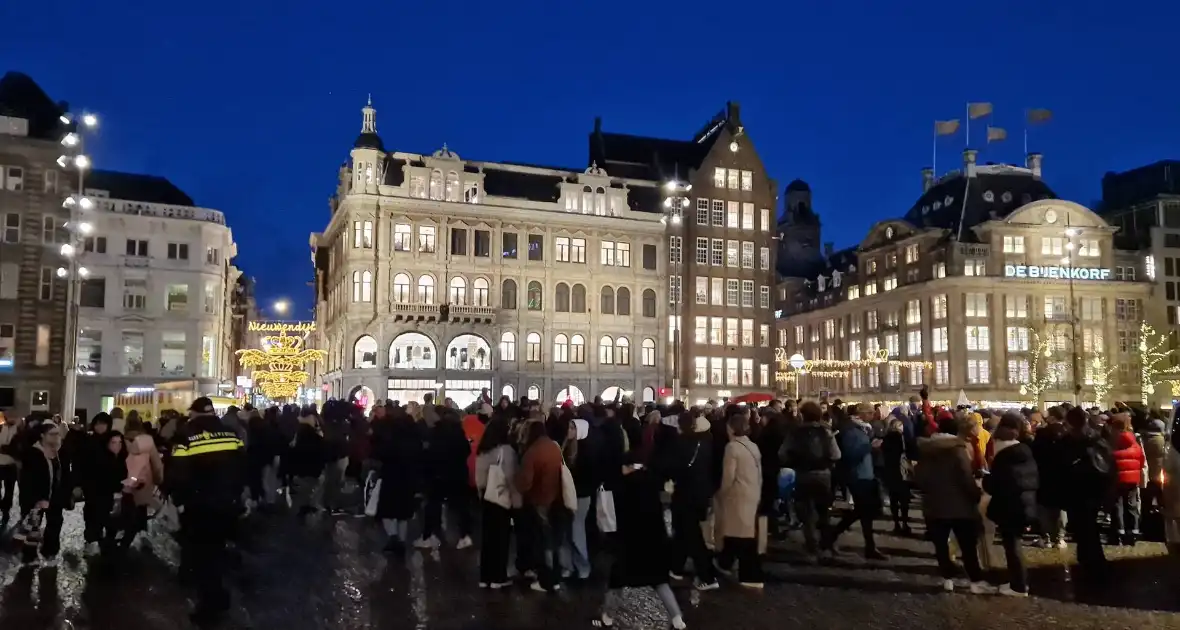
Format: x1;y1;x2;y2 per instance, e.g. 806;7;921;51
474;418;519;587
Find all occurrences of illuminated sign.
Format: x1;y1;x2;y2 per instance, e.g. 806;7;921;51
248;321;315;333
1004;264;1112;281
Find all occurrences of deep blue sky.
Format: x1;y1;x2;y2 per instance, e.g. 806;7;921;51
4;0;1175;315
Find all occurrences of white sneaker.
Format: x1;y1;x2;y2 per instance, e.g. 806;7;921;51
695;579;720;591
969;581;996;595
84;542;100;557
455;536;473;550
40;557;59;569
668;572;686;581
414;535;440;550
941;579;955;592
1055;539;1068;549
998;584;1029;597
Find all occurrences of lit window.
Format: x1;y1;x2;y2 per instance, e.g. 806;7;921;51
742;319;754;346
669;236;682;264
965;325;990;351
760;247;770;270
931;294;947;319
1078;238;1100;257
553;334;569;363
1006;327;1029;352
905;299;921;324
760;208;770;231
694;316;708;344
694;357;707;384
393;224;412;251
934;360;949;385
526;333;542;362
847;285;860;300
965;293;988;317
741;242;754;268
741;358;754;385
710;317;723;345
1005;295;1028;318
571;238;586;263
727;169;739;190
711;278;723;306
904;244;920;263
963;259;986;276
418;225;436;253
906;330;922;356
967;359;990;384
713;168;726;188
760;324;769;347
933;327;949;353
696;199;709;225
883;275;898;291
725;317;739;346
726;240;739;267
760;363;769;387
669;276;681;304
1042;237;1064;256
864;282;878;296
556;237;570;262
741;280;754;307
740;170;753;191
1007;359;1029;384
599;335;615;364
759;286;770;308
742;203;754;230
1002;235;1025;254
641;338;656;367
726;358;738;385
727;202;739;228
933;262;946;278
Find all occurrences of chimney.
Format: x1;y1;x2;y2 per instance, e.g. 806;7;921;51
921;167;934;193
963;149;978;178
823;242;834;258
1027;153;1043;179
594;116;602;134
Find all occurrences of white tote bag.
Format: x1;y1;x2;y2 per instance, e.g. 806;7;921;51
484;449;513;509
363;470;382;517
560;448;578;512
596;484;617;533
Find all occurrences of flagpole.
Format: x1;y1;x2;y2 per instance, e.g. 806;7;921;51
1023;109;1028;155
932;124;938;177
965;103;970;148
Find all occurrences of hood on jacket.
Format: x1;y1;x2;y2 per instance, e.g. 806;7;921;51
918;433;967;457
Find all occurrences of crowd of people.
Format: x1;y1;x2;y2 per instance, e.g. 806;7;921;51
0;387;1178;627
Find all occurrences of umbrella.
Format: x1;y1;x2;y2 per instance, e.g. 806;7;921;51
731;392;775;404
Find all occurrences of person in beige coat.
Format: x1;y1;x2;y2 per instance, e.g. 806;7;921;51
714;413;764;587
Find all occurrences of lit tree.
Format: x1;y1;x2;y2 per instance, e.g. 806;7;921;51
1139;322;1180;404
1019;327;1063;408
1088;352;1117;409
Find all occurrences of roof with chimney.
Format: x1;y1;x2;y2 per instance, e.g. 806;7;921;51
904;162;1057;239
86;169;196;206
587;102;742;182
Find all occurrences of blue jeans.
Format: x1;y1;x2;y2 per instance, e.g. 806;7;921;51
562;496;592;578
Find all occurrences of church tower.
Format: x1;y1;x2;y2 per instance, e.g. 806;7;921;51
777;179;823;274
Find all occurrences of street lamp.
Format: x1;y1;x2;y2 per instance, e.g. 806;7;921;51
664;179;691;400
273;299;291;317
58;110;99;422
789;353;806;400
1063;224;1081;405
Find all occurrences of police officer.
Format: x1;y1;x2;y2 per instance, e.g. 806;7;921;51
169;396;246;626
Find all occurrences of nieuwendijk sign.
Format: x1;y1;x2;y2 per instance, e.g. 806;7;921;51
248;321;315;333
1004;264;1112;281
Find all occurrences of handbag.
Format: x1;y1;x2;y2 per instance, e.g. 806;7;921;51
363;470;382;517
559;446;578;512
899;453;915;482
484;449;512;509
596;484;617;533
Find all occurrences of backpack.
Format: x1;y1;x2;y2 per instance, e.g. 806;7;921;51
790;425;833;472
1074;437;1113;486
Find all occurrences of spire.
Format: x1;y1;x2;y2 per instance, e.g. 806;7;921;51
361;96;376;134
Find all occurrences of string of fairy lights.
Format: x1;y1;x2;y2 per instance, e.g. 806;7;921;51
773;348;933;381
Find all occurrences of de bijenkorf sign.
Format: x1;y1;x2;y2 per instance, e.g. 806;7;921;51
1004;264;1112;281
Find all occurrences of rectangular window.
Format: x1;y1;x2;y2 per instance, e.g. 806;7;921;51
727;169;739;190
80;278;105;308
166;243;190;260
1078;238;1100;257
727;201;739;228
847;285;860;300
694;357;707;384
711;200;725;226
500;232;518;258
450;228;468;256
741;319;754;347
1002;235;1025;253
571;238;586;263
205;247;219;265
1008;359;1030;384
760;363;769;387
709;317;723;345
0;263;17;299
963;258;986;276
904;244;920;263
162;331;187;376
695;277;708;305
794;325;804;345
759;324;769;347
711;239;724;266
741;242;754;268
4;167;23;191
419;226;437;253
1006;326;1029;351
615;242;631;267
935;360;949;385
41;216;59;244
726;358;738;385
867;310;878;331
473;230;491;257
965;293;988;317
713;167;726;188
34;323;49;366
44;170;58;193
711;278;723;306
393;223;412;252
886;364;900;386
669;236;682;264
0;324;15;367
740;170;753;191
864;282;877;296
353;220;374;248
967;359;990;384
528;234;544;261
905;299;921;324
669;275;681;304
966;325;990;351
724;317;739;346
884;331;900;357
694;316;708;344
1042;237;1064;256
906;330;922;356
166;284;188;312
123;279;147;310
934;262;946;278
1;213;19;243
726;240;739;267
696;199;709;225
759;285;770;308
759;247;770;271
1005;295;1028;318
1045;295;1067;318
726;279;739;306
1079;297;1102;321
695;237;709;264
741;358;754;386
933;327;949;353
760;208;770;231
741;280;754;307
741;202;754;230
883;275;898;291
125;239;148;257
709;357;723;385
39;266;53;300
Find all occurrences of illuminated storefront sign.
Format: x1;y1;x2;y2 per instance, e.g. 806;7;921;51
1004;264;1112;281
248;321;315;333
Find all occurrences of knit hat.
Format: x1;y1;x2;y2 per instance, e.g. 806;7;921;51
189;397;214;413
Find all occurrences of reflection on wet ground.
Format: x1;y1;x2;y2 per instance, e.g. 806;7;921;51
0;505;1176;629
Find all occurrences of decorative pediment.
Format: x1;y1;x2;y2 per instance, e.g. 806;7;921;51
1003;199;1113;230
431;143;460;161
859;220;919;250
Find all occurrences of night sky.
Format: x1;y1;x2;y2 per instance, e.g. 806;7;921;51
3;0;1175;315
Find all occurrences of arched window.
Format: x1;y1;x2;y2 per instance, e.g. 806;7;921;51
570;334;586;363
353;335;378;368
502;384;515;400
525;332;542;362
594;186;606;215
616;337;631;366
389;332;436;369
641;338;656;367
500;332;516;361
616;286;631;316
642;386;656;402
582;185;593;214
501;279;517;309
449;276;467;305
553;333;569;363
352;271;363;302
526;385;541;400
392;273;411;303
418;275;435;304
445;171;460;202
429;170;443;200
473;278;489;307
556;385;586;406
600;286;615;315
571;284;586;313
446;333;491;370
599;335;614;365
527;281;543;311
555;283;570;312
361;271;372;302
642;289;656;318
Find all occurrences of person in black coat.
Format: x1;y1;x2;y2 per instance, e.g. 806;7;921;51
595;453;686;630
983;413;1039;596
417;409;474;549
287;418;327;516
880;415;912;535
372;408;424;553
1031;417;1069;547
17;422;68;566
664;412;717;589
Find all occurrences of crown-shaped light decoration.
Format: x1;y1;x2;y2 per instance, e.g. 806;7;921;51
237;330;326;400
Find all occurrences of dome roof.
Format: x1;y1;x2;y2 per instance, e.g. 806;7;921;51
905;165;1057;235
353;131;385;152
786;178;810;192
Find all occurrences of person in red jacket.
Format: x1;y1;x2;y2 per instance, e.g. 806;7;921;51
1108;414;1145;545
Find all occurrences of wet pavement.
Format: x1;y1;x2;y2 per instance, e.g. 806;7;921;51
0;503;1177;630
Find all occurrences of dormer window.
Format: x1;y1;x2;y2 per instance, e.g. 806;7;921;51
594;187;606;215
410;175;426;199
464;181;479;204
582;186;593;213
429;170;444;200
445;172;460;202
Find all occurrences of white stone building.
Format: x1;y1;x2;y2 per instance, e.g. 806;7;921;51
70;170;241;413
312;101;668;409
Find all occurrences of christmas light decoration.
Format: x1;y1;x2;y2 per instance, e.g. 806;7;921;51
236;329;325;400
1089;352;1117;409
1139;322;1180;401
1017;328;1062;408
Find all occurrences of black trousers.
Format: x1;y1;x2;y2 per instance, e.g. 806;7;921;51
825;480;879;553
83;495;115;543
0;465;16;517
717;536;762;583
927;518;983;582
1067;502;1107;572
423;486;473;540
479;501;512;584
999;529;1028;592
20;507;64;562
670;504;714;581
523;504;568;589
181;510;235;612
